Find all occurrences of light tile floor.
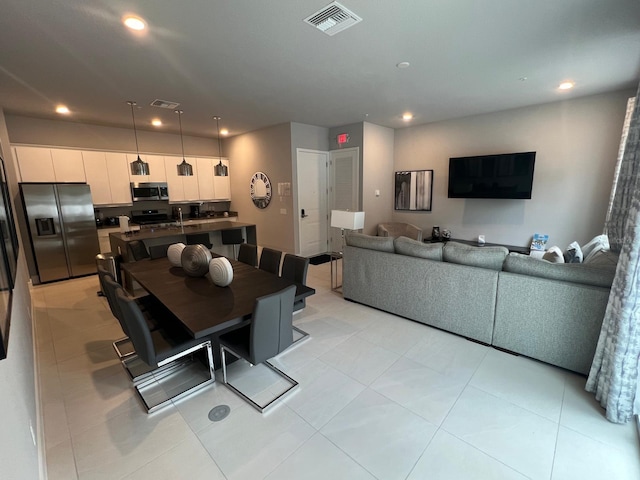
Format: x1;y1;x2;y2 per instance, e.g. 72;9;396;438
34;262;640;480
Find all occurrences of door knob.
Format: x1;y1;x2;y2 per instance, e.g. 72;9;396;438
301;209;308;218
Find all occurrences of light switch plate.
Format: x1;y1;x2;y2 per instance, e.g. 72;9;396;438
280;208;287;214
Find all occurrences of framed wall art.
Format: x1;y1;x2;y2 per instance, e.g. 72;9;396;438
395;170;433;211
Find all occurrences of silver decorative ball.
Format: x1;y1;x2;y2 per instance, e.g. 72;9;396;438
181;244;212;277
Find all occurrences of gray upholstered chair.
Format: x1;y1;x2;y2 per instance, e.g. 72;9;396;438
218;285;298;412
238;243;258;267
377;222;423;241
115;288;215;413
259;247;282;275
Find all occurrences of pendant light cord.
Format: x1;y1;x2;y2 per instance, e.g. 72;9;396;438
127;101;141;155
176;110;186;158
215;116;222;158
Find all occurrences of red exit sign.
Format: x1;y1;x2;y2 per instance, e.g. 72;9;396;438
337;133;350;145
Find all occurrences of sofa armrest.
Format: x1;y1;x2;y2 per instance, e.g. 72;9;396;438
405;224;423;241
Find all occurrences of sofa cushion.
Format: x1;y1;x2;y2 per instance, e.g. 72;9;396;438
564;241;583;263
345;232;395;253
443;241;508;271
394;236;443;261
543;246;565;263
503;252;615;288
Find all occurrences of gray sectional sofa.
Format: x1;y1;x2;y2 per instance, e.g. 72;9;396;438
342;234;617;375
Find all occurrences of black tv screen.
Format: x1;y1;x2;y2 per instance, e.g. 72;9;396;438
448;152;536;199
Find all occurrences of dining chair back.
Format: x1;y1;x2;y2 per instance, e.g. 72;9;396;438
127;240;150;261
219;285;297;412
237;243;258;267
259;247;282;275
115;288;156;366
148;243;171;259
281;254;310;312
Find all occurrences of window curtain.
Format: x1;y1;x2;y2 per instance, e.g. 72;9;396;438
586;83;640;424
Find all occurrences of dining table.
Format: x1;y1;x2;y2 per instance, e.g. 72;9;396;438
122;256;315;339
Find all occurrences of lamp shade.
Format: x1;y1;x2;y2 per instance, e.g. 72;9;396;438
330;210;365;230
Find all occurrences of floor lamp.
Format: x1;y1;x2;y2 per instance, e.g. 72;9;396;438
330;210;365;290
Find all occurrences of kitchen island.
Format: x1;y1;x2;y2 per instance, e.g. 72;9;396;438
109;221;257;293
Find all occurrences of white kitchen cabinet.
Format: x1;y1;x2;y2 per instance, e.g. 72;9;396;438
213;158;231;200
14;146;55;182
196;157;215;201
106;152;133;204
127;154;167;183
82;151;112;205
50;148;86;182
165;156;200;202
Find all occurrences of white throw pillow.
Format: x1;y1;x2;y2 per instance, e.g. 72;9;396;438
542;245;565;263
582;234;610;263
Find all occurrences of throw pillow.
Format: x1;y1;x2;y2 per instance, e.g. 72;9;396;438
584;249;619;268
564;241;583;263
581;234;610;261
543;246;565;263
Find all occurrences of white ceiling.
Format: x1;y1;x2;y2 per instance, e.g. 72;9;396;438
1;0;639;139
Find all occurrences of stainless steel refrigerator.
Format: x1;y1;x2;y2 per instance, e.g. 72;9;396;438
20;183;100;283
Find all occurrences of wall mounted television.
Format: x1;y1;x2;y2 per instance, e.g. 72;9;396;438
448;151;536;199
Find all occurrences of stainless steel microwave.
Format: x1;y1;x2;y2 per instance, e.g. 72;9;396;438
131;182;169;202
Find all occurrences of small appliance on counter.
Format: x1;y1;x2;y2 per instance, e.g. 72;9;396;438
190;204;200;218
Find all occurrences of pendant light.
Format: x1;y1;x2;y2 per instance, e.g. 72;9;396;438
175;110;193;176
213;115;228;176
127;101;150;176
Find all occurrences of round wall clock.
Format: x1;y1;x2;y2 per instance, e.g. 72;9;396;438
250;171;272;209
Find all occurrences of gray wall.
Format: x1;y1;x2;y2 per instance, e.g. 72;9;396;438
226;123;295;252
0;109;40;478
362;122;394;235
393;90;633;248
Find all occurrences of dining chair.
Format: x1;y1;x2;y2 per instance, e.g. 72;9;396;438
281;254;311;344
237;243;258;267
221;228;244;260
148;243;172;259
186;233;212;249
219;285;297;412
127;240;150;261
259;247;282;275
115;288;215;413
98;266;133;359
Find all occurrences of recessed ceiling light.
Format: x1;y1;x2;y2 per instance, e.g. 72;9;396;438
519;77;528;82
402;113;413;121
55;105;70;114
396;61;411;69
151;119;162;127
123;15;146;31
219;129;229;136
558;81;575;90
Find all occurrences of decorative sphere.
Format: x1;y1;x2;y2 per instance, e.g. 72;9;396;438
181;244;212;277
167;243;186;267
209;257;234;287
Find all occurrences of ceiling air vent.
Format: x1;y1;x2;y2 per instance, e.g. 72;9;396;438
150;99;180;109
304;2;362;36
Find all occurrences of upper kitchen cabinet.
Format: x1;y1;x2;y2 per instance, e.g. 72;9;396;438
83;151;132;206
127;154;167;183
14;146;56;182
14;146;86;182
196;157;215;201
165;155;200;202
50;149;86;182
213;158;231;200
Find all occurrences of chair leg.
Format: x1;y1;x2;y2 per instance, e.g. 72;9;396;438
133;340;215;414
220;344;299;413
113;336;136;359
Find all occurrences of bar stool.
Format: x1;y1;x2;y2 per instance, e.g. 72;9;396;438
221;228;244;260
186;233;212;249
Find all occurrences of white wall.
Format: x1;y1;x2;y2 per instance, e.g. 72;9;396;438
362;122;394;235
393;90;633;248
0;109;40;478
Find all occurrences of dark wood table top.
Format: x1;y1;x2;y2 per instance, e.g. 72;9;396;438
122;257;315;338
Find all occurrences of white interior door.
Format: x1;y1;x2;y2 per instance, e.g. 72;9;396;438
329;147;360;252
297;149;328;257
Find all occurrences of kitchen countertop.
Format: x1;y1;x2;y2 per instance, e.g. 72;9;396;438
109;221;255;242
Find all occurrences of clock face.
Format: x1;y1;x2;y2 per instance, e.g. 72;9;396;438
250;171;272;209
